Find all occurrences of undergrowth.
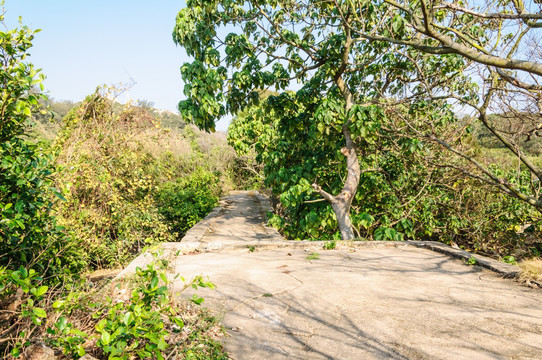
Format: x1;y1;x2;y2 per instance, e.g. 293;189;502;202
50;89;231;269
0;254;227;359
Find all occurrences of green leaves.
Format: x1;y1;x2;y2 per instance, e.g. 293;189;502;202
347;105;382;143
30;285;48;297
32;307;47;318
100;330;111;345
0;10;80;280
155;170;221;237
374;227;404;241
90;261;219;359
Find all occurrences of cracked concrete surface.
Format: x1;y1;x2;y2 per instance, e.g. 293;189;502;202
130;191;542;359
173;247;542;360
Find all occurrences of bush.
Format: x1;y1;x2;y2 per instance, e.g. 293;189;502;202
156;171;221;237
0;257;226;359
0;139;84;278
53;91;176;268
0;6;83;280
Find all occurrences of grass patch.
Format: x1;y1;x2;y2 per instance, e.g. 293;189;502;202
306;252;320;260
323;240;336;250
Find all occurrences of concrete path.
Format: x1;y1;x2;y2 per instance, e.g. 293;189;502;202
131;191;542;359
197;191;284;246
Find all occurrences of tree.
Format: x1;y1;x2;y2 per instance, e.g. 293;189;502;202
0;3;82;278
173;0;466;239
353;0;542;210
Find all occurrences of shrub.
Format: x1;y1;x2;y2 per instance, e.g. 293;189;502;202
53;91;177;268
156;171;221;237
0;5;83;280
1;257;226;359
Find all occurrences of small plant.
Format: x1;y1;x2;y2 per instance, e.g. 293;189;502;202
1;266;51;357
466;256;477;266
502;255;517;265
323;240;336;250
93;263;217;360
247;245;255;252
306;252;320;261
46;316;87;358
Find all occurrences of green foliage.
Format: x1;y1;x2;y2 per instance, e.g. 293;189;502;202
1;257;226;359
502;255;517;265
306;252;320;261
156;170;221;237
91;261;219;360
0;5;83;280
0;265;86;358
323;240;336;250
0;138;84;277
94;266;178;359
47;315;88;358
52;91;176;268
1;266;47;325
229;98;541;258
0;10;45;142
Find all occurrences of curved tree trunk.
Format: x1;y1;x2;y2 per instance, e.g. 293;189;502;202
312;124;361;240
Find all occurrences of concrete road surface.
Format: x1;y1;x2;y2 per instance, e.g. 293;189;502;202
173;247;542;360
127;191;542;359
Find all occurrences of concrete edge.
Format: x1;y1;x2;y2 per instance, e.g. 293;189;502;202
405;241;520;278
179;206;222;243
118;238;523;280
186;239;523;279
116;250;156;279
115;242;202;279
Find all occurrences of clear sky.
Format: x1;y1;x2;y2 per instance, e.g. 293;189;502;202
4;0;230;131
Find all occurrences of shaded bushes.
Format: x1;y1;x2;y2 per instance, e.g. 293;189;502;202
156;170;221;237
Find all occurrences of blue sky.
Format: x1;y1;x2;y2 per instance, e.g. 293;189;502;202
4;0;230;130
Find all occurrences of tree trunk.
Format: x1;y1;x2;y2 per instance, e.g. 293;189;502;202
312;125;361;240
331;199;355;240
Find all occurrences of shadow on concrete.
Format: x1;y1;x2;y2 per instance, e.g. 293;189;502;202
173;248;542;359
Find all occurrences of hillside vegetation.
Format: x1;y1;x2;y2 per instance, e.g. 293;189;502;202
0;14;240;356
1;87;240;358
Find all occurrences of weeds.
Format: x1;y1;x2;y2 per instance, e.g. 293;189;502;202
0;258;227;359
